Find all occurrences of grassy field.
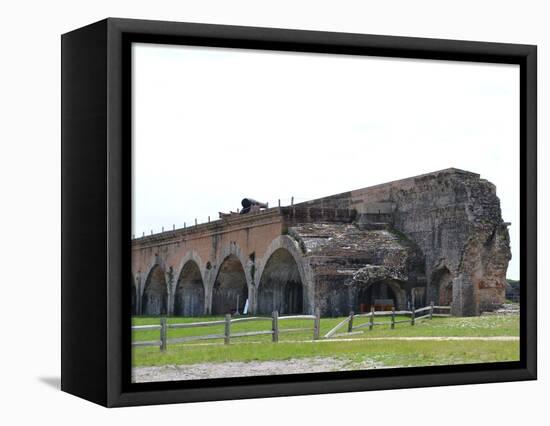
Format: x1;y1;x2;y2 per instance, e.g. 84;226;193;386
132;313;519;369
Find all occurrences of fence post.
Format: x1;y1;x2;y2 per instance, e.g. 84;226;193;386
272;311;279;343
347;311;354;332
224;314;231;345
369;306;374;331
391;306;395;329
411;306;415;326
160;317;167;351
429;301;434;320
313;308;321;340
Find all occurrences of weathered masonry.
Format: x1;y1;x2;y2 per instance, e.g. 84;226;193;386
131;168;511;317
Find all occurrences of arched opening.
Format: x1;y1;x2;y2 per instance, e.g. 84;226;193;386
212;255;248;315
258;248;304;314
131;273;138;315
142;265;168;315
432;267;453;306
356;280;399;312
174;261;205;316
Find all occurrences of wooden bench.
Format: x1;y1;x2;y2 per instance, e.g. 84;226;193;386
374;299;394;311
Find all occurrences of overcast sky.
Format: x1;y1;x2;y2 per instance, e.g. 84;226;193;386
132;43;519;279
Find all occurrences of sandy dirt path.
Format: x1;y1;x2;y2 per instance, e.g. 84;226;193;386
132;336;518;382
132;357;388;383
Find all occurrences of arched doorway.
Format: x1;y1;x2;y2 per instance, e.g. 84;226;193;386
432;267;453;306
211;255;248;315
174;261;205;316
356;280;400;312
258;248;304;314
142;265;168;315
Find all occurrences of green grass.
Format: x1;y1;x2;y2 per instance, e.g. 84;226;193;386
132;313;519;368
133;338;518;368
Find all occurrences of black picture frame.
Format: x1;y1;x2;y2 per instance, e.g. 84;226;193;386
61;17;537;407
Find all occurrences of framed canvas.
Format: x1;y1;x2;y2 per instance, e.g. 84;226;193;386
61;18;537;407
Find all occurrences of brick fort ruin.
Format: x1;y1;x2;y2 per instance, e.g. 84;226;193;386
131;168;511;317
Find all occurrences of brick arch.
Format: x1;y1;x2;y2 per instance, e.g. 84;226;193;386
175;250;206;291
208;241;253;293
139;254;169;299
141;263;169;316
257;248;304;314
174;252;207;316
211;256;249;315
256;235;314;314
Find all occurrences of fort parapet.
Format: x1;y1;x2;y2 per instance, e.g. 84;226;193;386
131;168;511;317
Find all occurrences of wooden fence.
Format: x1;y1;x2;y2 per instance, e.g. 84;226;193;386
132;303;451;351
324;302;451;339
132;309;321;351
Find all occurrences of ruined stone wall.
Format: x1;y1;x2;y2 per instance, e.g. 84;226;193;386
285;223;425;316
386;170;511;315
300;169;511;315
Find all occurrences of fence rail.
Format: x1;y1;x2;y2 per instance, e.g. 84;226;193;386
132;309;321;351
431;305;452;317
324;302;451;339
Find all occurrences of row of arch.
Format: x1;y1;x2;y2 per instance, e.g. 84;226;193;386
132;246;305;317
132;257;416;316
131;237;443;317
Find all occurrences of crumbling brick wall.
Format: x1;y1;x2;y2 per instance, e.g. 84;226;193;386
298;168;511;316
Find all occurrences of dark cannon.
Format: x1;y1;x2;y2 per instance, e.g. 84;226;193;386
240;198;268;214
